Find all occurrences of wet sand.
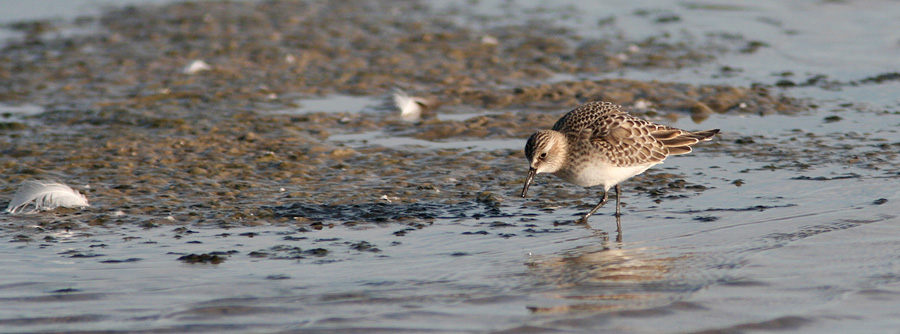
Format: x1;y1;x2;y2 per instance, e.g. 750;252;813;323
2;0;900;333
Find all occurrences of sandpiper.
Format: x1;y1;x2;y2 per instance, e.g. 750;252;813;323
521;101;719;233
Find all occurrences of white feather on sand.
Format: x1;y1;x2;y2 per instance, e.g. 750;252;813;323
183;60;211;74
392;89;437;122
5;180;90;214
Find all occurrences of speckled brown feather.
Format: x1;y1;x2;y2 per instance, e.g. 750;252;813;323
551;101;719;167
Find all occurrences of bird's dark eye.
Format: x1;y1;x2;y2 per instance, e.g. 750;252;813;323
539;152;547;159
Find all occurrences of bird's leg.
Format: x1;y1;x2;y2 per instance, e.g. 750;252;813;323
577;189;609;224
614;184;622;234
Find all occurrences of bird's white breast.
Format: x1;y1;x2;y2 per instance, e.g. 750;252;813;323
556;160;658;190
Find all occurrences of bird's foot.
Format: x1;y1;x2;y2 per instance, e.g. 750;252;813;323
574;216;594;230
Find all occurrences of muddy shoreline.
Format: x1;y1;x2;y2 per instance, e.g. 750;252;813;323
3;1;900;333
0;1;818;234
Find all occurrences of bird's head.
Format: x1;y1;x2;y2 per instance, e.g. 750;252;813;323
521;130;568;197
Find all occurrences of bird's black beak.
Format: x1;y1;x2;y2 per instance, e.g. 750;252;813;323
521;167;537;197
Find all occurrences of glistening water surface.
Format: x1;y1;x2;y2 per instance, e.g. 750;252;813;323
2;0;900;333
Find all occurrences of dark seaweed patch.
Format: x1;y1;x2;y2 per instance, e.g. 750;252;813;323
267;201;512;223
177;253;227;264
100;258;142;263
791;174;860;181
349;241;380;253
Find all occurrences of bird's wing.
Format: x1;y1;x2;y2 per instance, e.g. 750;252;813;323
651;127;720;156
586;115;670;167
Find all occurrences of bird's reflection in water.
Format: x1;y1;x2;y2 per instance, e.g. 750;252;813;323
525;234;686;313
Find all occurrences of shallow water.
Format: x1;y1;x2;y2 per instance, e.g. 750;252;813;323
2;0;900;333
3;117;900;333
